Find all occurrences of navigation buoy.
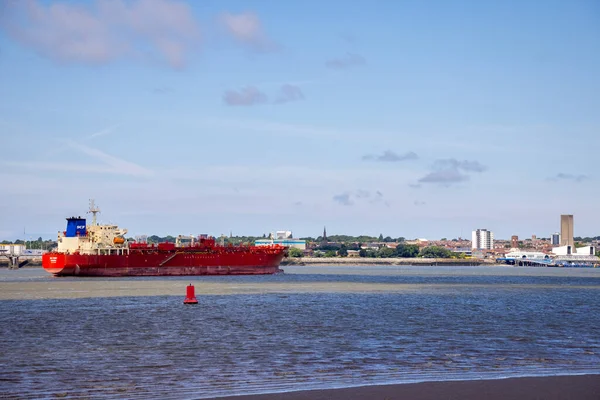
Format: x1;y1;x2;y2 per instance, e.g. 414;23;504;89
184;283;198;304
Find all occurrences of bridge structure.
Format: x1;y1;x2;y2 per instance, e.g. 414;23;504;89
552;255;600;268
497;256;599;268
0;249;45;269
496;257;553;267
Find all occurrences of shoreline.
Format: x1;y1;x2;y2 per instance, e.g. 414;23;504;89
1;258;499;269
210;373;600;400
282;257;497;266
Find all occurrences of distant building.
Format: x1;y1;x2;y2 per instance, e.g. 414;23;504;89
560;214;574;248
256;231;306;250
511;235;519;248
505;250;550;261
472;229;494;250
255;238;306;250
551;232;560;246
552;244;596;257
347;250;360;258
0;243;26;255
451;247;472;257
276;231;293;239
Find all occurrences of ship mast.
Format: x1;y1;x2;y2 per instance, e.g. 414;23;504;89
88;199;100;226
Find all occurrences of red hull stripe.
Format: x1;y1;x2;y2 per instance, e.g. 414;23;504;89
42;251;285;277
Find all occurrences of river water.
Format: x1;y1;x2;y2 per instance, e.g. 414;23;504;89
1;266;599;399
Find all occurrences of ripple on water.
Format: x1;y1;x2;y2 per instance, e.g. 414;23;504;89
1;268;600;399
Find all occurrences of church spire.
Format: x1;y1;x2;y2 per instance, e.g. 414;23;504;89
322;226;327;242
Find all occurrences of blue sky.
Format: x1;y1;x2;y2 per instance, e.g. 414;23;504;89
1;0;599;241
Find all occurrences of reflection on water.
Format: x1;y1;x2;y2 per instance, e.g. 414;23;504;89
0;266;599;399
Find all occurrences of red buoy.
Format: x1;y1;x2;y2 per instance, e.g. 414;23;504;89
184;284;198;304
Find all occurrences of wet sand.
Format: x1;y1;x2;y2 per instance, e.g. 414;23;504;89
212;374;600;400
2;280;600;300
1;266;599;300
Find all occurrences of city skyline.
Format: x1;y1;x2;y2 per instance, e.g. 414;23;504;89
7;214;599;243
1;0;599;240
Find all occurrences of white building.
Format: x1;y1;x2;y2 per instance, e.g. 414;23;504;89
552;244;596;256
276;231;293;239
551;232;561;246
0;243;26;255
472;229;494;250
255;238;306;250
256;230;306;250
505;250;550;260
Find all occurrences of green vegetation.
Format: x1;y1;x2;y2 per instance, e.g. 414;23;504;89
288;248;303;257
302;243;470;259
419;246;452;258
355;244;420;258
575;236;600;242
147;235;177;244
395;244;420;257
312;235;405;243
1;237;55;250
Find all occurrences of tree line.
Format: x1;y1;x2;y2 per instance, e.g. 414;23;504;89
1;238;55;250
288;244;465;259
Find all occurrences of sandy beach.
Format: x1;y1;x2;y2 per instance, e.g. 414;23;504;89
211;374;600;400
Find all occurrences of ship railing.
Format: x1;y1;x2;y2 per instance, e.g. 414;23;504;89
95;247;130;256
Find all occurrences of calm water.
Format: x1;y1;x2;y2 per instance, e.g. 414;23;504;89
1;266;599;399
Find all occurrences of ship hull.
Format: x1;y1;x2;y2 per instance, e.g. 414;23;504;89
42;252;285;277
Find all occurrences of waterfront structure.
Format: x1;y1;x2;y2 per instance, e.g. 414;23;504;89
560;214;574;248
551;232;560;246
471;229;494;250
505;250;550;260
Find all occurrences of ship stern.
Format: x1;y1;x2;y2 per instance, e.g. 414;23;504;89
42;253;71;276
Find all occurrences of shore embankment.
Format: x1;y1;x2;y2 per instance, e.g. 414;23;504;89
0;260;42;267
282;257;497;266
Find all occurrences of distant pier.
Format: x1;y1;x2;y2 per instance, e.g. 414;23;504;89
0;250;43;269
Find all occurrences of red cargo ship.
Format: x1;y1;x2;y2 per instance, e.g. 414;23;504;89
42;201;286;277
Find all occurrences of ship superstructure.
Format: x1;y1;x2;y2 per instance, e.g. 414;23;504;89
56;200;129;256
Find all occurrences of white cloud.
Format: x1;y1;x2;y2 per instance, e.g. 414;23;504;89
1;0;201;67
223;86;268;106
219;11;276;52
88;124;119;139
275;84;304;104
362;150;418;162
